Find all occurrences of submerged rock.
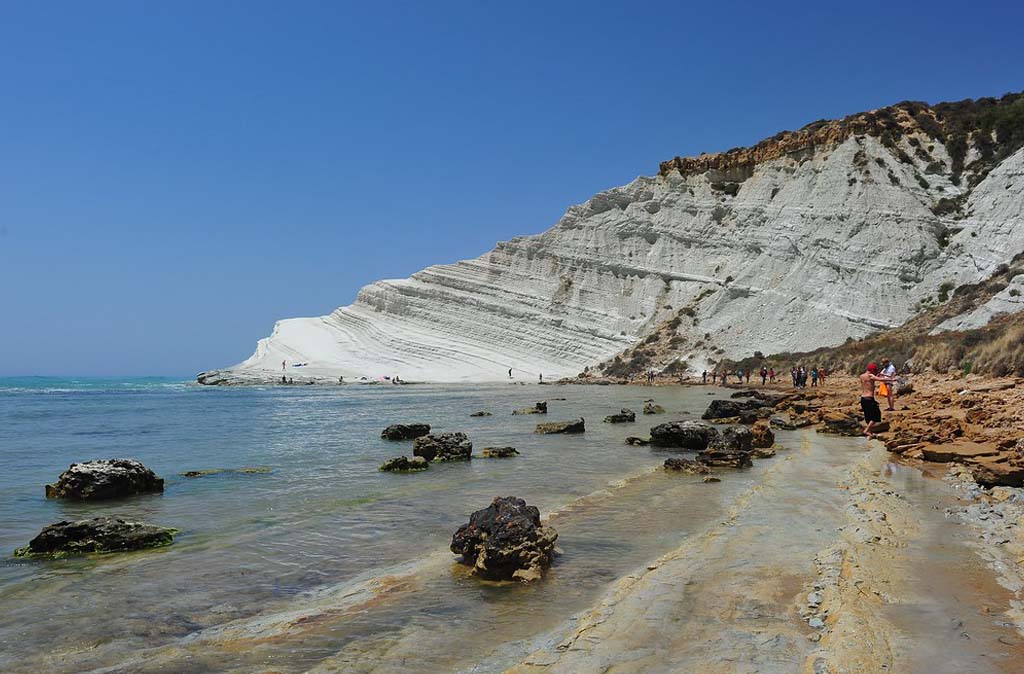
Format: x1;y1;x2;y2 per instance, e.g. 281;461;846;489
650;421;719;450
45;459;164;500
664;457;711;474
450;496;558;581
413;433;473;462
15;517;176;557
469;411;492;417
480;446;520;458
513;402;548;415
535;418;585;434
181;466;271;478
381;423;431;441
379;456;430;472
643;402;666;415
697;448;753;469
625;436;651;446
604;408;636;423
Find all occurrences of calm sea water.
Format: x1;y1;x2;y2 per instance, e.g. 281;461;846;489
0;377;760;673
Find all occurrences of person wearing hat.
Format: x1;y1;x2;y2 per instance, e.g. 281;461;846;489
859;362;896;437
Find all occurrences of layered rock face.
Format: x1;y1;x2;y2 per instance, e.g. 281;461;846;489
203;95;1024;383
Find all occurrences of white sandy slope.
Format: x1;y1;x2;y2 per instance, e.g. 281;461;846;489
202;139;1024;383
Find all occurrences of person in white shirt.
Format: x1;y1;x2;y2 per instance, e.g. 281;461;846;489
880;358;897;410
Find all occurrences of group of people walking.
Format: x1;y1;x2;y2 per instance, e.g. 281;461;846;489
700;365;829;387
790;365;827;388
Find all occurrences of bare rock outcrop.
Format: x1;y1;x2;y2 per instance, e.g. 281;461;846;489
412;433;473;462
15;517;176;557
450;496;558;582
45;459;164;500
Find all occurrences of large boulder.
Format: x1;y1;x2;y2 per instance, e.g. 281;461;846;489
650;421;719;450
379;456;429;472
513;402;548;415
703;399;743;419
604;408;636;423
45;459;164;500
536;418;585;434
451;496;558;581
710;426;754;453
751;422;775;448
413;433;472;462
818;413;864;436
381;423;431;441
14;517;176;557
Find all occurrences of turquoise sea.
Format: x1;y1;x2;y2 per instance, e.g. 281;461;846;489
0;376;765;673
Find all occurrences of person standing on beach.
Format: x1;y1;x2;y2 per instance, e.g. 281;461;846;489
768;367;775;383
859;362;895;437
702;370;708;384
811;367;819;387
760;366;767;385
880;358;897;410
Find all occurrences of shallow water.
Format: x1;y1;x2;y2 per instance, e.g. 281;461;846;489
0;377;750;673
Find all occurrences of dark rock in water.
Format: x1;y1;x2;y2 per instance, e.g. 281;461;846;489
643;402;666;415
625;436;651;446
702;476;722;483
470;411;492;417
15;517;176;557
702;398;765;420
181;466;271;478
710;425;754;453
751;422;775;448
697;448;753;469
450;496;558;582
46;459;164;500
381;423;431;441
751;446;777;459
650;421;719;450
379;456;429;472
513;402;548;415
480;446;519;458
664;457;711;474
604;408;636;423
535;418;585;434
770;415;797;430
413;433;473;462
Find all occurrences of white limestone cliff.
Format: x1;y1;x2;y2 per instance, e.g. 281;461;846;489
200;104;1024;384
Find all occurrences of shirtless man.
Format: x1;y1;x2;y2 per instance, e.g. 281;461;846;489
859;362;895;437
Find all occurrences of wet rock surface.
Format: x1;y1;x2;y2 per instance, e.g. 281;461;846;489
379;456;430;472
663;457;711;474
381;423;431;441
751;421;775;448
469;411;492;417
450;496;558;582
535;418;585;434
625;436;651;446
15;517;176;557
650;420;719;450
643;402;666;415
604;408;636;423
45;459;164;500
709;425;754;453
412;433;473;462
480;446;520;458
512;402;548;415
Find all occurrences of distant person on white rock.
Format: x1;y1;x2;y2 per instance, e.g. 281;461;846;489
702;370;708;384
282;360;286;371
508;368;513;378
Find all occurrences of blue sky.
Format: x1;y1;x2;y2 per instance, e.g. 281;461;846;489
1;1;1021;376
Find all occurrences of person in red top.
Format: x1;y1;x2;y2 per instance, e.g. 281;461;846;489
859;362;895;437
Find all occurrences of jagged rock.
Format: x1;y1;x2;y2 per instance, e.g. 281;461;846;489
817;413;864;436
697;448;753;469
703;399;744;419
480;446;519;458
752;422;775;448
625;436;651;446
45;459;164;500
604;408;636;423
412;433;473;462
470;411;492;417
14;517;176;557
710;426;754;453
650;421;719;450
381;423;431;441
536;418;585;434
450;496;558;581
379;456;429;472
643;402;666;415
664;457;711;474
513;402;548;415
